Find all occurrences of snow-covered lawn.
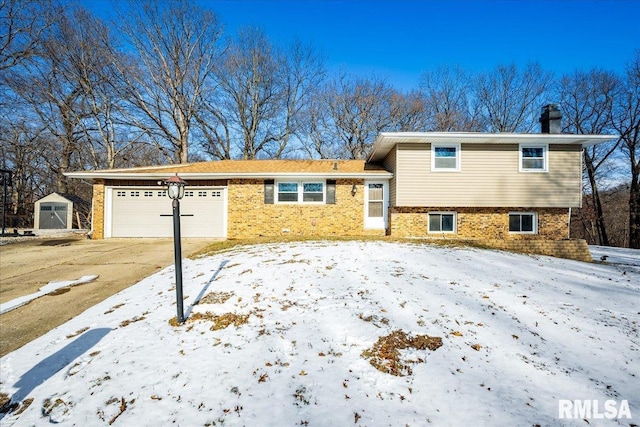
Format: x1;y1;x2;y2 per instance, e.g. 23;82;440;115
1;241;638;426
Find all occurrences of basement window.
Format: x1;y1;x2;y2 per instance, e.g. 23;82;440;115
509;212;537;234
428;212;456;233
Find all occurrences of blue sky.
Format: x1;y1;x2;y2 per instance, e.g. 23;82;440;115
86;0;639;91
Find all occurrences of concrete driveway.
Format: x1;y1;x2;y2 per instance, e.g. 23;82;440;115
0;235;211;356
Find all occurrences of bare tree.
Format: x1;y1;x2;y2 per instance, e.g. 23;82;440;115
213;28;324;159
474;63;552;132
387;90;429;132
2;7;112;192
303;74;395;159
559;69;620;246
419;66;479;131
613;51;640;248
0;0;56;71
114;0;223;163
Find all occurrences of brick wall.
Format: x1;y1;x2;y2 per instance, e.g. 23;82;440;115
389;206;592;261
91;180;105;239
227;179;385;238
390;207;569;240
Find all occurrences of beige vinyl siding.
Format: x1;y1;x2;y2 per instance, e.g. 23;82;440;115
395;143;582;208
382;146;397;206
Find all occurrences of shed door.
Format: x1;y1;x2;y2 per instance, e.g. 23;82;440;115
110;187;226;238
39;203;68;229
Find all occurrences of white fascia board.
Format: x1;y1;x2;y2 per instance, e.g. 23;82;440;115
64;171;393;181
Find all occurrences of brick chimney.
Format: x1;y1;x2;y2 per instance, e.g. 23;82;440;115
539;104;562;133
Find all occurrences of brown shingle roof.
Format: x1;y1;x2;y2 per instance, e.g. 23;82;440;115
130;159;383;174
66;159;391;180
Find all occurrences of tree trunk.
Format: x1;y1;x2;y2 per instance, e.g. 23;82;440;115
584;152;609;246
629;170;640;249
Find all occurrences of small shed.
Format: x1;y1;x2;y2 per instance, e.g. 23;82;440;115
34;193;86;230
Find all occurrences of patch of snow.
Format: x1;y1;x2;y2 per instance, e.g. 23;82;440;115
0;276;99;315
1;242;638;425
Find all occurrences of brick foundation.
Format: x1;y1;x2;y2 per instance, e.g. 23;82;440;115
389;206;592;261
390;207;569;240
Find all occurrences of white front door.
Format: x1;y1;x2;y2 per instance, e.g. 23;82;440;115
364;181;388;230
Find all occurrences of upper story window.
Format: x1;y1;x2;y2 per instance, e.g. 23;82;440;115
432;143;460;171
519;143;548;172
277;181;325;203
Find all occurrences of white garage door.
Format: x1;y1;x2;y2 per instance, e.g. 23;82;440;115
109;187;226;238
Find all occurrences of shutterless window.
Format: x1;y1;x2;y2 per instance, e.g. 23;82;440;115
432;144;460;171
368;184;384;218
428;213;456;233
520;144;547;172
277;182;299;202
509;213;537;233
302;183;324;202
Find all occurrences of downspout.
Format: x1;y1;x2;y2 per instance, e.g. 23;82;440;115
568;207;571;239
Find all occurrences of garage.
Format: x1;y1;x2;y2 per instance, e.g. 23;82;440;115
107;187;227;238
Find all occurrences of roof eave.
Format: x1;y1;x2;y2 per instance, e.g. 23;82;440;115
367;132;619;162
64;171;393;181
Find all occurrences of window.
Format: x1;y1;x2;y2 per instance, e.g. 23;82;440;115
198;191;207;197
117;191;126;197
276;181;325;203
520;144;548;172
130;191;139;197
303;183;324;202
144;191;153;197
277;182;299;202
212;190;222;197
428;212;456;233
509;212;537;233
432;143;460;171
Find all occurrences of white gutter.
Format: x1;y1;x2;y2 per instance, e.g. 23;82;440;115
64;171;393;180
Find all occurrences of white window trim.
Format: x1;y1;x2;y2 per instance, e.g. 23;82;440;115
427;211;457;233
508;212;538;234
275;180;326;204
519;143;548;173
431;143;461;172
364;181;389;229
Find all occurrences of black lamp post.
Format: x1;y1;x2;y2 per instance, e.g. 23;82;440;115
0;169;12;236
165;173;187;323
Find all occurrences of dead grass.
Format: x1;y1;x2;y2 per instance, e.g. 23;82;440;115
170;312;250;331
199;291;235;305
361;330;443;376
191;235;497;259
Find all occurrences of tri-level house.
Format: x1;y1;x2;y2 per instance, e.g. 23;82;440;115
66;105;615;261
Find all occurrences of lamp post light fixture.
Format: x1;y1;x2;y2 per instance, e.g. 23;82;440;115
165;173;187;323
